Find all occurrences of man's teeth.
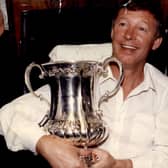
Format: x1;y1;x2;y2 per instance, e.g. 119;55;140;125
122;45;136;49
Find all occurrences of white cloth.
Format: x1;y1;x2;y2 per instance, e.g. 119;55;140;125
0;86;50;152
49;43;112;62
1;63;168;168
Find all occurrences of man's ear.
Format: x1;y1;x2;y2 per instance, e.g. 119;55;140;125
0;10;4;36
111;29;113;40
152;37;163;50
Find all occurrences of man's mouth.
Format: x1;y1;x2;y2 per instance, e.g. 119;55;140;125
121;44;137;50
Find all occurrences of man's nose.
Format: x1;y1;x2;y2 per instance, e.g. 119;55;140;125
124;28;135;40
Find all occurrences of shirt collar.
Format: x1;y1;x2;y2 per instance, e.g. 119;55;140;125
99;63;156;97
139;63;156;92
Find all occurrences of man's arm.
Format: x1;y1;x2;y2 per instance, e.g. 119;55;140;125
0;85;89;168
0;85;50;152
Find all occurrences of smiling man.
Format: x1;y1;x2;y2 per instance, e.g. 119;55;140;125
90;0;167;167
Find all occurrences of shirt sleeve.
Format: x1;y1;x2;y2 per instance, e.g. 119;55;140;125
131;89;168;168
0;85;50;153
131;150;168;168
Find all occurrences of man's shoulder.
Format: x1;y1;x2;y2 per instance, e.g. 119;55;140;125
146;63;168;88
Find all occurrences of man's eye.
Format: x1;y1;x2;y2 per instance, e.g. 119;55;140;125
119;22;126;26
139;27;147;32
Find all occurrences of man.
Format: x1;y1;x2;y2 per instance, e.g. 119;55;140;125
89;0;167;167
0;0;167;167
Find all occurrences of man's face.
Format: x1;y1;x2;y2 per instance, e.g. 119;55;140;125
111;9;162;68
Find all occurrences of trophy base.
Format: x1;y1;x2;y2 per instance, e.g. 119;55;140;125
43;118;109;148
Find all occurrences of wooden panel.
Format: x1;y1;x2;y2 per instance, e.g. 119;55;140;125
11;0;88;47
12;0;47;46
10;0;119;44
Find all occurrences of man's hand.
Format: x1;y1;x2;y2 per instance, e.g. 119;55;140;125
90;148;133;168
36;135;88;168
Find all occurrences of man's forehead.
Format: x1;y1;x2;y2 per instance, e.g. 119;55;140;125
117;8;157;22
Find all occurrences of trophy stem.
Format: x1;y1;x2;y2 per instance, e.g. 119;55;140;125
80;145;93;167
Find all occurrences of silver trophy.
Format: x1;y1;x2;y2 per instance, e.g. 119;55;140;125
25;56;123;151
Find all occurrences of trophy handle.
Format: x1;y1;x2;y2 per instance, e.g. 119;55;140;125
98;56;124;107
24;62;50;105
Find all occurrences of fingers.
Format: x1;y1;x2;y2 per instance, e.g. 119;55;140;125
79;148;100;167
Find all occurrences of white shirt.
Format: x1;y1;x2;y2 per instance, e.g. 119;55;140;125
0;63;168;168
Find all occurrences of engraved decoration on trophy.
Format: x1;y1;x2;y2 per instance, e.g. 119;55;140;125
24;56;123;148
